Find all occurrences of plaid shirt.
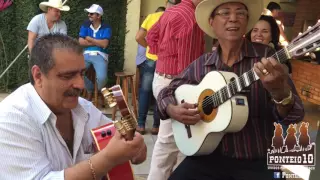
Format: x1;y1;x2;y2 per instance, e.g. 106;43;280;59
157;39;305;159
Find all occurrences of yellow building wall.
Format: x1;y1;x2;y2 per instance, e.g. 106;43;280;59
123;0;141;75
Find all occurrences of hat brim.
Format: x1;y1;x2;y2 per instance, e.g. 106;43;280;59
39;2;70;12
195;0;263;38
84;8;103;15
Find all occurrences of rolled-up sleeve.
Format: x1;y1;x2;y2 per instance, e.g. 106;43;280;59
0;112;65;180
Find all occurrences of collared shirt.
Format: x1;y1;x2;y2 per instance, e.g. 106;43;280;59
136;44;147;66
0;83;112;179
146;0;205;75
157;39;305;159
79;20;112;60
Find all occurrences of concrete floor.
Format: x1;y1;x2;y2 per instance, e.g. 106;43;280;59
0;93;319;180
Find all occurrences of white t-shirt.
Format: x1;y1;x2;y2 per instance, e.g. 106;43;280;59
27;13;67;39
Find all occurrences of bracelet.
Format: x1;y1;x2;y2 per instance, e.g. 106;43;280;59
88;158;97;180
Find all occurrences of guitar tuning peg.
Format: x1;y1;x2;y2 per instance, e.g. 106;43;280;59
308;26;312;29
298;32;302;35
318;19;320;23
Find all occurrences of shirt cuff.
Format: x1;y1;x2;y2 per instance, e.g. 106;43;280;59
272;94;305;124
157;96;177;120
43;170;65;180
148;45;158;55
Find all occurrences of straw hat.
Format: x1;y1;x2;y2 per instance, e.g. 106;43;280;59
39;0;70;12
195;0;263;38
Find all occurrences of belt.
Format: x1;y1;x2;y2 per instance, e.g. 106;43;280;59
155;71;176;79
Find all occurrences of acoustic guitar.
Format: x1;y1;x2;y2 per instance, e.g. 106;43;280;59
91;85;137;180
172;20;320;156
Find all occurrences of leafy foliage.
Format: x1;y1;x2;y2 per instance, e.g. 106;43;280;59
0;0;127;92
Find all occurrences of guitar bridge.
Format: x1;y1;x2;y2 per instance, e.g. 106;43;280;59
185;125;192;138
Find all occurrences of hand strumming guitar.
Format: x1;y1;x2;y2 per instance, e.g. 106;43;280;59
104;131;147;166
166;102;201;125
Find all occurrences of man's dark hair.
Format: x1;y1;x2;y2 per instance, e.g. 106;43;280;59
267;2;281;11
29;33;83;85
167;0;181;5
156;6;166;12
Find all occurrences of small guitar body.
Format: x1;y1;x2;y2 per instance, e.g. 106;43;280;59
90;85;138;180
173;71;249;156
91;123;135;180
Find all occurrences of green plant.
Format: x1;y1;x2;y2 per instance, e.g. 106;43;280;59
0;0;127;92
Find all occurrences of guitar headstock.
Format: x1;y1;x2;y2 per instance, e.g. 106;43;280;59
289;19;320;57
101;85;137;141
101;86;119;108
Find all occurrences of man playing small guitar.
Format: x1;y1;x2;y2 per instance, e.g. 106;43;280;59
0;34;147;180
156;0;305;179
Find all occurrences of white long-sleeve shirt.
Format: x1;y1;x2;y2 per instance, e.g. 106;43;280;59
0;83;112;179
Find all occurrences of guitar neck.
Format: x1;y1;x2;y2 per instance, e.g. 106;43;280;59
210;47;290;107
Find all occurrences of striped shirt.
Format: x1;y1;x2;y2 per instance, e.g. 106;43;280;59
0;83;112;179
146;0;205;75
157;39;305;159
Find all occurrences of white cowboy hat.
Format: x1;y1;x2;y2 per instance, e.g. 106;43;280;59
195;0;263;38
39;0;70;12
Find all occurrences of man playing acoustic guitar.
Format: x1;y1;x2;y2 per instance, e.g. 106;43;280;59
0;34;147;179
156;0;305;179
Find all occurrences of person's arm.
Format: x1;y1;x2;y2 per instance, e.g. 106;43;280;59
136;15;150;48
78;24;94;47
277;21;288;43
135;28;148;48
28;31;37;54
60;21;68;35
157;54;206;120
85;25;111;49
26;16;39;54
263;47;305;124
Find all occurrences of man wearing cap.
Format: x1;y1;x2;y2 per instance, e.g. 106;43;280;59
27;0;69;54
79;4;112;102
156;0;304;179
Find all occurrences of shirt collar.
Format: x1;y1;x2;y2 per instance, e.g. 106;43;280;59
26;83;89;125
204;38;258;66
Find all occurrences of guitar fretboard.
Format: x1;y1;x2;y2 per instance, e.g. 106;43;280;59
206;49;290;108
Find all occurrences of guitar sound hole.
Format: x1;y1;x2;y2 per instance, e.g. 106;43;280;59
202;96;214;115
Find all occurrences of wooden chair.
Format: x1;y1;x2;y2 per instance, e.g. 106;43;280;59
112;71;138;120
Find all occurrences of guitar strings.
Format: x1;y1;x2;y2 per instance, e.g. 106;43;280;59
200;46;293;109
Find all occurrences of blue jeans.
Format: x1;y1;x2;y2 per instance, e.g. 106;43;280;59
137;59;160;128
84;54;108;93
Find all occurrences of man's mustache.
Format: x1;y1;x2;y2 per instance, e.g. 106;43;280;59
64;88;81;97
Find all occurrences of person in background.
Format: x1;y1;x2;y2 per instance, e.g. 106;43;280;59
0;33;146;180
266;1;289;46
146;0;205;179
27;0;69;54
79;4;111;103
135;5;168;135
156;0;304;179
246;15;292;75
